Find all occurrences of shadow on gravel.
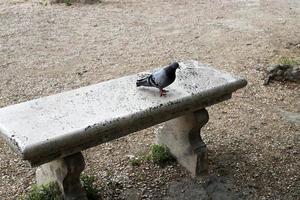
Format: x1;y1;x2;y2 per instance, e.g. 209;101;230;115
162;146;258;200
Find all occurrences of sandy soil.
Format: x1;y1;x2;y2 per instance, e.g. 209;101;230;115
0;0;299;199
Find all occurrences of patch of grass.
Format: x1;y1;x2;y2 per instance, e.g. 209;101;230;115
129;157;144;166
80;174;102;200
278;56;300;66
148;144;176;166
20;174;102;200
128;144;176;167
63;0;72;6
19;182;63;200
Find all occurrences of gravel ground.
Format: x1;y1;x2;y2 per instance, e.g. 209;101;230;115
0;0;299;199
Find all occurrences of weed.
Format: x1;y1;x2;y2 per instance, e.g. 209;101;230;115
148;144;176;166
63;0;72;6
81;174;102;200
20;174;102;200
278;57;300;66
129;157;143;166
19;182;63;200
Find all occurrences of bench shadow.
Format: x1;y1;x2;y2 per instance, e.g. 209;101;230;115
163;143;260;200
203;138;286;199
207;141;259;180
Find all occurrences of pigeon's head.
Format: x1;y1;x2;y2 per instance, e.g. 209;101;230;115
170;62;180;70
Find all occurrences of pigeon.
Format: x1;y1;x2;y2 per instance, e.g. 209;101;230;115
136;62;180;96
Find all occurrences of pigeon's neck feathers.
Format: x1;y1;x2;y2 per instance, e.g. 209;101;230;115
164;66;177;79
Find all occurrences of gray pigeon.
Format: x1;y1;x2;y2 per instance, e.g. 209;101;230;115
136;62;180;96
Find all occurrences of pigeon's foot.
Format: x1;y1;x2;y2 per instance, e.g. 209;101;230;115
162;89;169;93
160;89;167;97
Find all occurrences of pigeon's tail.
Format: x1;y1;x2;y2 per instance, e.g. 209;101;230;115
136;77;150;87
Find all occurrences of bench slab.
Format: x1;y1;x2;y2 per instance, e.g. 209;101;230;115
0;60;247;166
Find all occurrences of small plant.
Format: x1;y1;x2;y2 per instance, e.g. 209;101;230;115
80;174;102;200
129;157;143;166
128;145;176;167
63;0;72;6
19;182;63;200
148;144;176;166
20;175;102;200
278;56;300;66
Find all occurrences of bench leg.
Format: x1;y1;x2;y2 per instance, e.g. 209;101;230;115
156;108;209;177
36;152;87;200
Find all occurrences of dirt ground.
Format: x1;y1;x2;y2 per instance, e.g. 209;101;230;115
0;0;299;199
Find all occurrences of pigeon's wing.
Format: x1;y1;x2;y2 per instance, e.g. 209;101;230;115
151;68;170;88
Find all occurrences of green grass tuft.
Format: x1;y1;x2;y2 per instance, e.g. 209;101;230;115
129;157;144;166
278;57;300;66
20;174;101;200
63;0;72;6
80;174;102;200
19;182;63;200
148;144;176;166
128;144;176;167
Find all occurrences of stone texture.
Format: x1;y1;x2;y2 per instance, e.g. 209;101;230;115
43;0;100;4
0;60;247;166
36;152;87;200
156;109;210;177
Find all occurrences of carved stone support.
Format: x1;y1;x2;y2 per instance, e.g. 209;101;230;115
156;108;209;177
36;152;87;200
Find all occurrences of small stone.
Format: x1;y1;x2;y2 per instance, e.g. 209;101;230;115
292;150;298;155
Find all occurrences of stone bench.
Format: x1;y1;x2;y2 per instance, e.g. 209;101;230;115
0;60;247;199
